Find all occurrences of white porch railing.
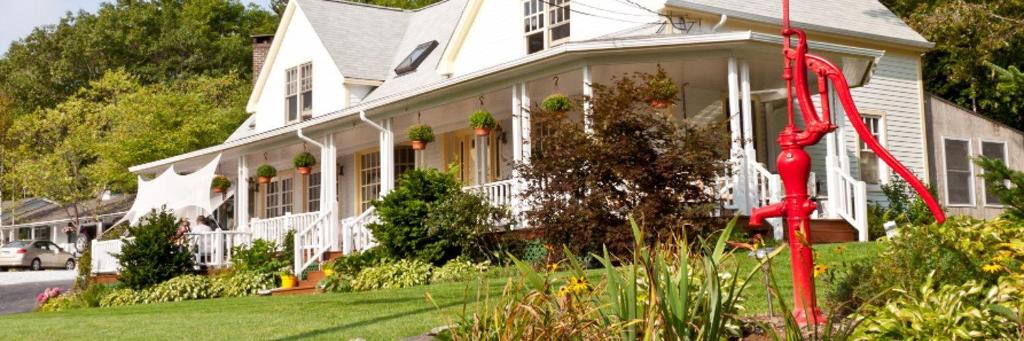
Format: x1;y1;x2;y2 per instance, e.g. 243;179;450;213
187;231;252;268
294;212;331;277
250;212;319;245
343;207;378;253
463;179;516;207
829;167;868;241
91;238;127;274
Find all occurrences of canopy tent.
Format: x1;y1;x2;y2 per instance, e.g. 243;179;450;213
115;154;232;226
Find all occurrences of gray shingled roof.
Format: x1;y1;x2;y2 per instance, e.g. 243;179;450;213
1;195;133;228
666;0;930;48
295;0;413;81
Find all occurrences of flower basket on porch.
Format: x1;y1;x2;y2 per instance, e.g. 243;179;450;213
647;73;679;109
211;175;231;193
256;165;277;184
293;152;317;175
469;110;496;136
407;124;435;150
541;94;572;115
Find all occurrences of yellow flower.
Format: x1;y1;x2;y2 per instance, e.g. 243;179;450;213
561;276;590;296
982;263;1004;273
546;263;560;272
323;269;335;277
833;245;846;254
813;264;829;278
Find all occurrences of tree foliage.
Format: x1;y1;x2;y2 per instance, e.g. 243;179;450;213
976;157;1024;218
516;69;731;255
116;210;195;290
881;0;1024;130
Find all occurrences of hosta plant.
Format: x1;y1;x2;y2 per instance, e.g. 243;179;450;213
351;258;433;291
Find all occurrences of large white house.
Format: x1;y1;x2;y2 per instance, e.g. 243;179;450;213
96;0;937;275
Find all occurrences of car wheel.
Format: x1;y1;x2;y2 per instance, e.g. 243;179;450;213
30;258;42;271
65;259;76;271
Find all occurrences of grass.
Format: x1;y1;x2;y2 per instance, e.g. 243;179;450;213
735;241;881;316
0;242;879;339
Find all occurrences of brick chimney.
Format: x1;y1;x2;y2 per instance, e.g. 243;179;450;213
251;34;274;84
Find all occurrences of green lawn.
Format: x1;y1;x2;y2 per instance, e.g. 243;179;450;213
0;242;878;339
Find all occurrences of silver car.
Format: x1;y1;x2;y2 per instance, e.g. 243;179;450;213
0;241;77;271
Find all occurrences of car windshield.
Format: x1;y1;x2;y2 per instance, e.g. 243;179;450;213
2;241;30;248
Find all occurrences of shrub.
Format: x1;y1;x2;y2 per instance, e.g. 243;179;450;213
540;94;572;113
407;124;435;143
369;168;464;265
351;259;433;291
147;274;218;303
468;110;496;129
976;156;1024;218
213;270;275;297
854;275;1024;339
101;288;149;307
116;210;195;290
35;287;63;308
431;257;489;283
256;164;277;178
516;68;729;256
325;247;386;276
39;294;75;312
230;239;287;275
423;189;510;262
211;175;231;191
293;152;316;168
73;247;92;290
821;257;875;313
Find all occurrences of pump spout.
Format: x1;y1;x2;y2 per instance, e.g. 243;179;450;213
750;202;785;226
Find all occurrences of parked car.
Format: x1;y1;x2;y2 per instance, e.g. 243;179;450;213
0;241;77;271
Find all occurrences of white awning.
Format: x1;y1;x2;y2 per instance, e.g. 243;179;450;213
116;154;227;226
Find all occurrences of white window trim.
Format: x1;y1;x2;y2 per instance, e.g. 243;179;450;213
941;137;975;207
523;0;570;54
299;62;313;118
856;111;888;186
285;61;313;124
979;139;1008;208
304;165;323;213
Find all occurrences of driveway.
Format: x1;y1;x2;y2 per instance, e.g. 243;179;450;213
0;270;76;314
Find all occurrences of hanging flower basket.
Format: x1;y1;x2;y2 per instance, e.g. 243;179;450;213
256;165;277;184
647;73;679;109
407;124;435;151
469;110;496;136
293;152;316;175
211;175;232;193
541;93;572;116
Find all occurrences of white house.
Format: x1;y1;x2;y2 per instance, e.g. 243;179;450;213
100;0;936;275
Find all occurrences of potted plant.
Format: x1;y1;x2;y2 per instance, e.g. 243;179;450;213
256;165;277;184
407;124;435;150
279;270;297;289
211;175;231;193
541;94;572;115
648;76;679;109
293;152;316;175
469;110;496;136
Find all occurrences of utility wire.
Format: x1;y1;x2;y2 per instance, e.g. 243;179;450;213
535;0;659;25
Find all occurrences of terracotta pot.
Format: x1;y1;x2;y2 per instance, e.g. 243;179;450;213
297;166;312;175
474;128;491;137
411;140;427;150
258;176;272;184
649;99;671;109
212;187;224;193
280;274;297;289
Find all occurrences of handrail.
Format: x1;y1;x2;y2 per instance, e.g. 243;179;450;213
830;166;868;241
344;207;379;253
294;211;331;276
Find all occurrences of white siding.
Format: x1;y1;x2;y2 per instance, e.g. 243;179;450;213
251;5;348;134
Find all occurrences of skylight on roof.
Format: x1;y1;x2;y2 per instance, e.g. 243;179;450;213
395;40;438;75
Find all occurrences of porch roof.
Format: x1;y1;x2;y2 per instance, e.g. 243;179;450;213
0;195;133;230
129;30;883;174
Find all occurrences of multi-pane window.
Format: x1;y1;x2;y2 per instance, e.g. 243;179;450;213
307;171;321;212
981;141;1007;206
34;226;51;242
524;0;545;54
396;146;416;179
265;177;294;218
359;152;381;213
548;0;570;43
523;0;569;54
858;116;883;184
17;227;30;240
943;139;973;206
285;67;299;122
286;63;312;123
300;63;312;116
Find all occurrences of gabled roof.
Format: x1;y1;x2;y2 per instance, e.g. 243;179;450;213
666;0;931;48
295;0;413;81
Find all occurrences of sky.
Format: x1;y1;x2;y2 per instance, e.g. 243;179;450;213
0;0;272;55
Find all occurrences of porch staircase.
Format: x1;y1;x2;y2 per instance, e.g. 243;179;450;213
270;250;344;296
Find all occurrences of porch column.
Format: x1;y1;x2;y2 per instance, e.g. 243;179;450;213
582;64;593;133
520;83;532;161
741;61;757;207
236;156;250;231
727;57;749;212
475;135;487;186
380;118;395;196
320;134;342;252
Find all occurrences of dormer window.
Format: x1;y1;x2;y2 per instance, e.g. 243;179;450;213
286;62;313;123
524;0;570;54
395;40;438;75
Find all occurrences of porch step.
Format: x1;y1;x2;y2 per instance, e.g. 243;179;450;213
323;251;344;263
735;215;857;244
270;269;325;296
